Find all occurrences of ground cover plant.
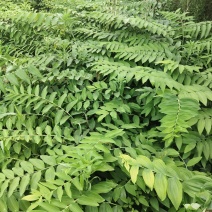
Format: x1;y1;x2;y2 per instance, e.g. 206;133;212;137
0;0;212;211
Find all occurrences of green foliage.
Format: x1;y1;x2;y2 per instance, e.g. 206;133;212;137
0;0;211;211
165;0;212;21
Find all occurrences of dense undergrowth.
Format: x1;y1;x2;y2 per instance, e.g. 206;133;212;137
165;0;212;21
0;0;212;211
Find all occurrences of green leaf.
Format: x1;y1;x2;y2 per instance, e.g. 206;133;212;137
6;73;19;85
84;100;90;109
56;172;72;181
142;169;154;190
125;183;136;196
48;92;57;102
57;187;63;202
69;202;83;212
50;199;67;209
7;195;19;212
72;177;83;191
197;119;205;134
45;125;52;135
184;143;196;154
58;93;67;107
95;143;110;153
36;126;42;136
64;182;72;198
205;118;211;135
20;175;30;196
22;195;39;201
150;197;159;211
25;201;40;211
66;99;78;112
42;104;54;114
0;113;16;119
29;159;45;170
184;203;201;210
55;110;64;125
200;23;206;39
113;205;124;212
0;180;9;197
20;161;34;174
153;158;167;175
39;202;60;212
31;171;41;190
40;155;56;166
138;196;149;207
113;187;122;202
0;200;7;212
154;173;167;201
110;111;117;119
28;65;43;78
0;173;5;182
98;113;108;122
40;182;57;190
99;203;113;212
38;184;52;202
82;88;87;100
105;129;124;138
0;78;6;93
41;86;48;98
45;167;55;181
34;85;40;96
136;155;153;169
15;69;30;84
92;180;117;193
8;177;20;197
60;115;70;125
167;178;182;210
77;196;99;207
2;169;14;179
187;157;202;167
34;100;46;110
130;165;139;184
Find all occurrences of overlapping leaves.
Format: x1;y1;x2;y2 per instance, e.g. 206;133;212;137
0;0;211;211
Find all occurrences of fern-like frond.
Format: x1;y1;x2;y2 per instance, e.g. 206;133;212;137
92;60;183;91
188;108;212;135
160;10;194;23
182;21;212;39
159;94;199;147
179;84;212;106
86;11;173;37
